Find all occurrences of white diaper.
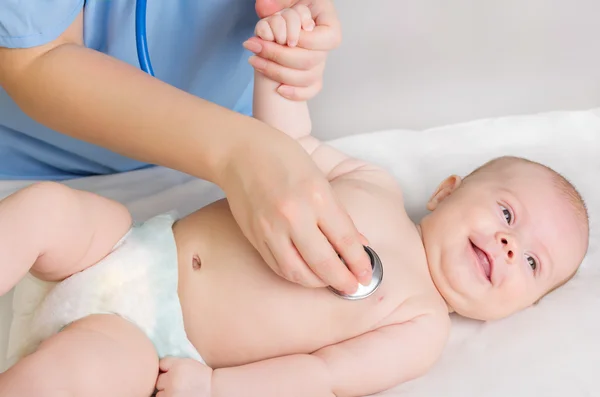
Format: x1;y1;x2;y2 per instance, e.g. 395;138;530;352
12;212;203;364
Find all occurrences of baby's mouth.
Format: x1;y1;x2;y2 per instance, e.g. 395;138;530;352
470;240;492;282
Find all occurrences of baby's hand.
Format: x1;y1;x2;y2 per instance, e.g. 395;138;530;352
155;357;212;397
254;5;315;48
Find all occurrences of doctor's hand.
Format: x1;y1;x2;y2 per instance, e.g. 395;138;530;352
219;130;371;295
245;0;341;101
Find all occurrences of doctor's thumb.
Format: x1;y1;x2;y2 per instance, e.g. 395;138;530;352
255;0;299;18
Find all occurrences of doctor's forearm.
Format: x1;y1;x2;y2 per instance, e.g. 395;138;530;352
0;43;276;183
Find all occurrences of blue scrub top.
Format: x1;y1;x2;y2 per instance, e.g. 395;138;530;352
0;0;258;180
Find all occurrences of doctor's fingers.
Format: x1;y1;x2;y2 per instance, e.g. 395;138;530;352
290;221;360;295
261;236;327;288
276;82;322;101
249;55;324;88
244;37;327;71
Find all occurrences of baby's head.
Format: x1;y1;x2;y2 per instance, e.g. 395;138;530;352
420;156;589;321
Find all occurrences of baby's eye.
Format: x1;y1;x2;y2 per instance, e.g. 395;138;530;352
526;255;537;271
500;205;512;224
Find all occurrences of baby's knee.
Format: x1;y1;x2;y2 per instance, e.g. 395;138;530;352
0;370;67;397
66;315;159;390
35;315;159;396
10;181;76;211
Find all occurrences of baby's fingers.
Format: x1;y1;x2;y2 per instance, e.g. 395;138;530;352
255;7;313;47
281;8;302;47
292;4;315;32
255;19;275;42
270;14;292;46
159;357;177;372
155;372;169;392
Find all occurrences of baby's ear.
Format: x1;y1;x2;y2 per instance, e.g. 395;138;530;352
426;175;462;211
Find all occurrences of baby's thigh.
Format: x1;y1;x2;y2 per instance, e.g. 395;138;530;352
7;314;158;397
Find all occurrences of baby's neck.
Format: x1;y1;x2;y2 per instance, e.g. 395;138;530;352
415;223;455;314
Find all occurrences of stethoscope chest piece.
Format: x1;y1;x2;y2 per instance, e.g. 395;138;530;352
328;246;384;300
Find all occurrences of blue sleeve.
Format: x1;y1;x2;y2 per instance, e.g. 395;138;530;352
0;0;84;48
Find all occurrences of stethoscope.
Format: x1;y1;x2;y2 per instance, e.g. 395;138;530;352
135;0;155;76
328;246;385;300
134;0;383;300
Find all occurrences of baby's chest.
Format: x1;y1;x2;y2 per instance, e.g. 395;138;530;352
364;238;442;319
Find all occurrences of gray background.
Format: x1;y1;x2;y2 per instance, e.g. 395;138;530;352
310;0;600;138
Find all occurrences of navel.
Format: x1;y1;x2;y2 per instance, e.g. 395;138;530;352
192;254;202;270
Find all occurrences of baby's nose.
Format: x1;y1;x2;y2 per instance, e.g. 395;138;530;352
496;232;519;264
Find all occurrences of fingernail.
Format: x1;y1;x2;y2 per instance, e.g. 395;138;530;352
305;21;315;32
243;40;263;54
277;85;294;97
359;233;369;246
287;39;297;47
248;55;268;70
358;269;372;286
345;284;359;295
290;270;302;284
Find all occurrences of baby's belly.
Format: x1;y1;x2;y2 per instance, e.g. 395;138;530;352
173;201;403;369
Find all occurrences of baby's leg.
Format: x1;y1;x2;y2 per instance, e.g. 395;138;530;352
0;181;132;295
0;314;158;397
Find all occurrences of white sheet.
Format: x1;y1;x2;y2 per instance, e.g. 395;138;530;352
1;108;599;396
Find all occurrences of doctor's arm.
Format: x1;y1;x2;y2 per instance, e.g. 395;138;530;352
0;9;372;295
0;10;263;184
207;314;450;397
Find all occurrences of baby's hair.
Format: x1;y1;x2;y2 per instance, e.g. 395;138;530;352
467;156;590;298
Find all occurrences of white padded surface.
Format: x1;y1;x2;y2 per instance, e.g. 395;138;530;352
1;108;599;396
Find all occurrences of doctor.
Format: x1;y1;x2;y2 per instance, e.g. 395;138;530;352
0;0;372;296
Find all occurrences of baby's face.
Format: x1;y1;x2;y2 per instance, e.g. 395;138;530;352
420;161;588;321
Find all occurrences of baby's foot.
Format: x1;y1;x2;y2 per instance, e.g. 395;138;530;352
255;4;315;47
155;357;212;397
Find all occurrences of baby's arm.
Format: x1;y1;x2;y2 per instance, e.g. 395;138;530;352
209;313;450;397
0;182;132;295
251;6;315;140
251;7;399;190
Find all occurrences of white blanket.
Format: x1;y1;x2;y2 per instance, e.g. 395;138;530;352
1;108;599;396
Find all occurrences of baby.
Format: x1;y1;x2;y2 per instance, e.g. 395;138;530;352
0;6;590;397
